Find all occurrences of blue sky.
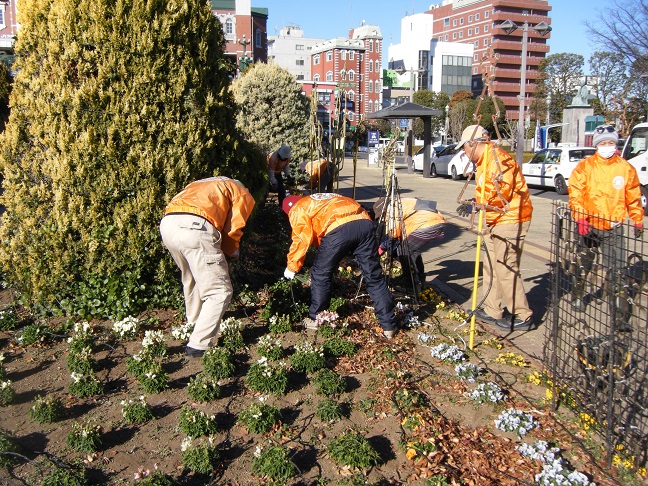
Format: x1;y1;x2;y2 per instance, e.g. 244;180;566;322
264;0;609;69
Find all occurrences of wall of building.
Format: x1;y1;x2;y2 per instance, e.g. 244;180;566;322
268;26;324;80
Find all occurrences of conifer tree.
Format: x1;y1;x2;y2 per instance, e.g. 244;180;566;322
0;0;266;318
231;63;311;163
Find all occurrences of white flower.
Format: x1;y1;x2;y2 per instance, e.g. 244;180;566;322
171;321;194;340
0;380;11;389
70;372;83;383
0;353;5;363
430;343;465;363
181;437;192;452
254;445;263;458
142;330;165;349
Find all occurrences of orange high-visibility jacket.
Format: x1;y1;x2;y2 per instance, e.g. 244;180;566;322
286;193;370;273
568;153;644;230
267;151;291;185
474;144;533;226
165;177;256;256
373;198;446;240
301;159;331;190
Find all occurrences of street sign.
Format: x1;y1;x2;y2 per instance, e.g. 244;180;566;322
368;130;379;146
400;118;408;128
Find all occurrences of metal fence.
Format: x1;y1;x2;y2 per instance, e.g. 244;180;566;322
545;201;648;467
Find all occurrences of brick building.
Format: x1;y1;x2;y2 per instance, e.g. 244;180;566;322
0;0;18;66
429;0;552;120
310;24;383;128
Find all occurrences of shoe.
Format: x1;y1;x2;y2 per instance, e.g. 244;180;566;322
495;316;536;331
571;298;586;312
302;317;318;331
473;308;497;324
383;329;397;339
185;347;205;358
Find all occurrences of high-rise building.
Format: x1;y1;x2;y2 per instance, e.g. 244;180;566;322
310;24;383;127
268;26;325;81
428;0;552;120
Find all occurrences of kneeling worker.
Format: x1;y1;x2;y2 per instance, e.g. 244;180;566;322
282;193;398;338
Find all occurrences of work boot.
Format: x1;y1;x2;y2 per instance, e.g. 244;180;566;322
383;329;397;339
473;308;497;324
185;347;205;358
302;317;318;331
495;316;536;332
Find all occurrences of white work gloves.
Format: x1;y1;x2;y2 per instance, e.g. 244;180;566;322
283;268;295;280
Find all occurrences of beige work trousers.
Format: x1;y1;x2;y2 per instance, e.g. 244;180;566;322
482;220;532;321
160;214;233;350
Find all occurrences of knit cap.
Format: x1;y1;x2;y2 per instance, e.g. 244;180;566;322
592;124;619;147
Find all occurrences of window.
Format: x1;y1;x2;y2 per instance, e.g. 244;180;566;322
376;80;380;92
296;75;304;80
439;36;443;41
341;50;346;60
468;28;472;35
468;15;473;22
375;61;380;71
349;50;355;60
359;54;363;61
296;44;304;50
444;18;450;26
368;40;373;52
314;74;320;82
484;25;488;32
444;34;448;41
326;71;333;81
476;13;480;20
474;41;479;47
348;70;355;80
460;18;464;25
255;29;262;48
485;10;489;18
326;51;332;61
474;67;478;74
369;82;373;92
474;54;478;61
475;27;479;34
340;69;346;79
453;19;457;26
225;18;234;35
453;32;457;39
459;31;463;38
314;54;320;65
348;91;355;101
368;60;373;72
484;39;488;46
376;40;380;52
348;112;355;122
296;59;305;66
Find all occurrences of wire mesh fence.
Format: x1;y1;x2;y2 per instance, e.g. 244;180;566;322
545;201;648;467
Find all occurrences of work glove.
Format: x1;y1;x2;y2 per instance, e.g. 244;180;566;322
635;223;644;239
283;268;295;280
227;249;240;261
456;199;475;218
576;218;590;237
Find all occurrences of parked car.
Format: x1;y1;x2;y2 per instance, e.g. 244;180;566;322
522;146;596;195
395;140;405;154
428;144;474;179
412;146;437;172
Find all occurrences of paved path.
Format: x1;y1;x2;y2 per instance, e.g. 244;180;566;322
334;158;560;361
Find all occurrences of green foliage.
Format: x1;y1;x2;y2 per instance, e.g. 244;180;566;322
178;406;219;438
138;361;168;394
327;429;380;469
186;373;222;403
15;323;50;346
180;437;219;475
256;335;284;361
260;279;308;323
323;337;358;357
232;62;311;164
217;318;244;352
0;380;15;405
538;53;585;123
267;314;293;334
40;465;88;486
290;340;326;374
0;308;18;331
316;399;343;422
121;396;154;425
393;389;427;414
245;358;288;396
412;90;450;138
424;476;451;486
252;443;296;484
126;351;154;380
328;297;349;315
237;402;280;434
66;347;97;374
311;368;345;397
201;347;235;380
0;430;20;467
66;421;102;453
68;373;104;398
133;471;176;486
0;0;266;320
30;395;65;424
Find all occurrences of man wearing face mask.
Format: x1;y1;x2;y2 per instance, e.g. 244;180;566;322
568;124;644;330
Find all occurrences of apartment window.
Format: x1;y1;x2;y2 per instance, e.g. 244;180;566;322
349;50;355;60
444;18;450;26
368;60;373;72
368;82;373;92
326;71;333;81
368;40;374;52
468;28;472;35
341;50;347;60
453;32;457;40
484;25;488;32
376;40;381;52
375;61;380;71
225;18;234;35
314;54;320;65
326;51;332;61
474;67;478;74
296;59;305;66
468;15;473;22
474;41;479;47
476;13;480;20
314;74;320;81
459;31;463;38
348;70;355;80
375;80;380;92
255;29;262;47
444;34;448;41
474;54;478;61
296;44;304;50
485;10;489;18
348;91;355;101
296;75;304;80
460;18;464;25
439;36;443;41
453;19;457;26
484;39;489;46
348;112;355;122
475;27;479;34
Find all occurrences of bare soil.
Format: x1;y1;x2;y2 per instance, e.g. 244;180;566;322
0;201;630;485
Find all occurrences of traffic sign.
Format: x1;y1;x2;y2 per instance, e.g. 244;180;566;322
368;130;379;146
400;118;408;128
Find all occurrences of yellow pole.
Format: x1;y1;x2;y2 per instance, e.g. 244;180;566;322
469;174;487;350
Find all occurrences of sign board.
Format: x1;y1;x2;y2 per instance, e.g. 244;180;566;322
400;118;408;128
338;82;355;88
368;130;380;147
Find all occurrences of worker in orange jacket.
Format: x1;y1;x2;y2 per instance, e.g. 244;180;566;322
282;193;397;339
299;158;333;193
267;144;293;207
568;124;644;330
373;197;446;288
456;125;535;332
160;177;256;357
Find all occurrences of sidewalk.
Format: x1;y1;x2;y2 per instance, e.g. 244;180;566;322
334;158;553;361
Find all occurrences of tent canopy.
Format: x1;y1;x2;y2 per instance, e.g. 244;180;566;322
367;102;442;120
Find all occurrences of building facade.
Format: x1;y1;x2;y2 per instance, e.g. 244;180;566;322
429;0;552;120
310;24;383;128
0;0;19;66
211;0;268;70
268;26;324;81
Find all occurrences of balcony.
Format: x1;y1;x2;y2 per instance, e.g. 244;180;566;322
492;12;550;25
495;54;542;66
495;68;542;80
491;39;550;53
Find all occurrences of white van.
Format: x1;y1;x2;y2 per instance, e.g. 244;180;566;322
622;123;648;209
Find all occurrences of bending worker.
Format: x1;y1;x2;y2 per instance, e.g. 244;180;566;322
373;197;446;289
160;177;256;357
456;125;534;332
282;193;398;339
299;158;333;194
267;144;293;207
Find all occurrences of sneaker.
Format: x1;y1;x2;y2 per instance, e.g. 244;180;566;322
185;346;205;358
473;308;497;324
383;329;397;339
302;317;318;331
495;316;536;331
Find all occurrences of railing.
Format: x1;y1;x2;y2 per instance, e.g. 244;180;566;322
545;202;648;468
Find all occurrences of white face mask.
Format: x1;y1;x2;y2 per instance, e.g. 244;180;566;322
597;145;616;159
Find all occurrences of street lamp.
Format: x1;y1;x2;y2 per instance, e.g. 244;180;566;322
237;34;252;72
499;20;551;165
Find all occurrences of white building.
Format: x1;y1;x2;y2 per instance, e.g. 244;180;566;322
429;40;474;95
267;26;324;80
